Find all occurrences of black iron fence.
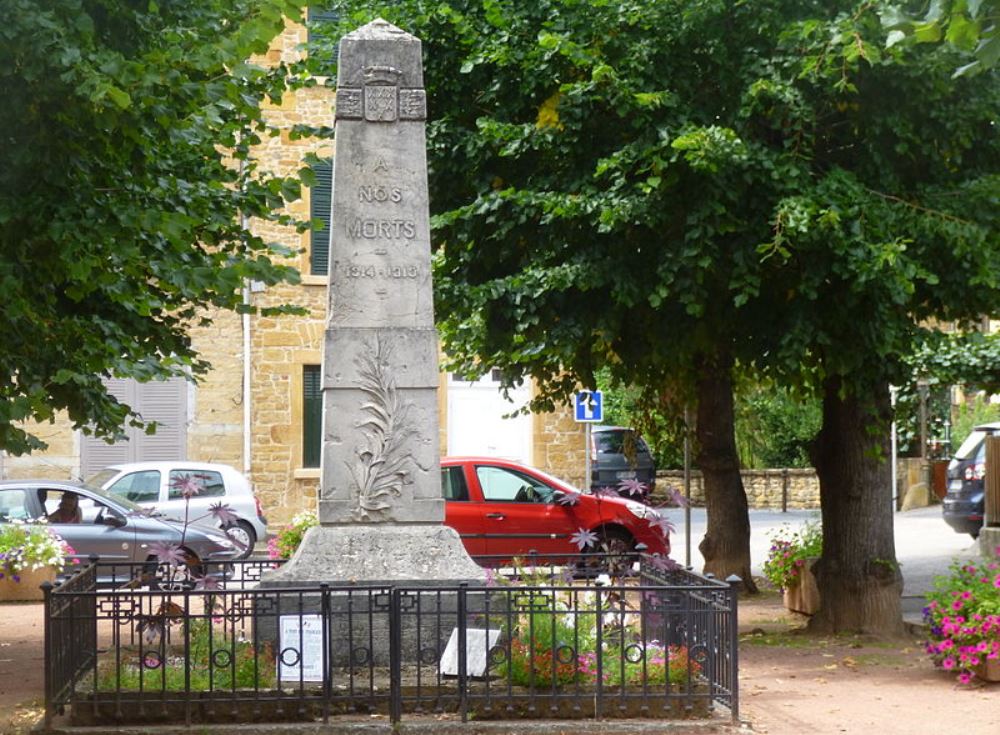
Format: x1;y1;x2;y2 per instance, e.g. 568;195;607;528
43;556;738;728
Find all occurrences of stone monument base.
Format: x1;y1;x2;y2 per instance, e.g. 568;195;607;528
261;524;487;587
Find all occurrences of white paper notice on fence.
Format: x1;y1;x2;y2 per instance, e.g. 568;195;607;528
439;627;502;678
278;614;324;682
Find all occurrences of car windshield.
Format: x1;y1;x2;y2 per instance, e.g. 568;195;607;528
595;429;648;455
77;481;147;514
955;430;986;461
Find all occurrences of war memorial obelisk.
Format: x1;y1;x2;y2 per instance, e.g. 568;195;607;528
266;19;484;585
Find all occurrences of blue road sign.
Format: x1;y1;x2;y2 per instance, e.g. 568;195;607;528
574;390;603;423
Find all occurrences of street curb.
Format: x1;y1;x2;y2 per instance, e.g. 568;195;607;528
33;716;752;735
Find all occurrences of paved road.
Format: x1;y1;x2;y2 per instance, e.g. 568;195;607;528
660;503;980;621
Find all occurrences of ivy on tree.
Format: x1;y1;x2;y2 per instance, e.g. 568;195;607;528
0;0;307;454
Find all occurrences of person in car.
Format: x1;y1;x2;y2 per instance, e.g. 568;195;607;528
48;493;82;524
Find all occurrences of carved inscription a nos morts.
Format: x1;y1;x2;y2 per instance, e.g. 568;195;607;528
322;18;444;527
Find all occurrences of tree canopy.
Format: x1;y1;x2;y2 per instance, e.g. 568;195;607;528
0;0;306;454
314;0;998;631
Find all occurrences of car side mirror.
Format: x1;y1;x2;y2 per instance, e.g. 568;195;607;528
103;511;126;528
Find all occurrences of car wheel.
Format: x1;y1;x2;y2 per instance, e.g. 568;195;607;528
577;528;636;580
225;521;257;559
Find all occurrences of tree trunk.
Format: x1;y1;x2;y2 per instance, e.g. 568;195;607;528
808;376;904;636
695;355;757;593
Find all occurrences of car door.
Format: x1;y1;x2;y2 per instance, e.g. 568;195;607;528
34;487;137;563
165;468;227;529
441;464;489;558
469;463;580;559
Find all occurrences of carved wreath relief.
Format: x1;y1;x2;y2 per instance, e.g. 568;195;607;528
335;65;426;122
348;337;419;520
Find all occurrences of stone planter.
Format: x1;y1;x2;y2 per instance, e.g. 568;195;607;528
0;566;56;602
975;658;1000;683
782;559;819;615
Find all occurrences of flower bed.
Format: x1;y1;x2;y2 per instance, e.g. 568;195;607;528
924;547;1000;684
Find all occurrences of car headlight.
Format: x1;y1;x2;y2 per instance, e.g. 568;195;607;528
213;535;236;551
625;501;659;520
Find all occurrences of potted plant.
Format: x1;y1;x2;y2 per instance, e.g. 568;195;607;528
762;522;823;615
0;520;75;601
267;511;318;560
923;548;1000;684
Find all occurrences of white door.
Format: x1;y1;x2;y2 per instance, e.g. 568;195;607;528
447;370;532;463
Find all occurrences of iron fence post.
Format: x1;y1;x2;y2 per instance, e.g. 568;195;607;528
726;575;741;723
320;583;330;724
458;583;469;722
389;587;402;725
42;581;54;730
184;589;192;727
595;587;604;718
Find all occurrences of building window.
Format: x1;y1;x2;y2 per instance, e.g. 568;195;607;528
79;377;188;477
309;159;332;276
307;6;340;45
303;365;322;468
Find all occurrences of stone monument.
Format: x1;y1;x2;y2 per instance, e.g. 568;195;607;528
266;18;484;585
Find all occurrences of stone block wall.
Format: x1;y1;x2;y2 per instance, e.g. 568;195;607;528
659;468;821;509
187;310;246;466
660;459;937;511
533;407;587;490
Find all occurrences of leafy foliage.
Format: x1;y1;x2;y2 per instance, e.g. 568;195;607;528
0;0;307;454
306;0;998;421
951;395;1000;451
735;387;822;469
882;0;1000;75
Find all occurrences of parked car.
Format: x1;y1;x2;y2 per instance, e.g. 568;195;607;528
441;456;670;565
0;479;241;585
942;422;1000;538
86;462;267;558
590;426;657;497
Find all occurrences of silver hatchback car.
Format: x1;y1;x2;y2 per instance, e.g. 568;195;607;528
0;480;241;583
87;462;267;558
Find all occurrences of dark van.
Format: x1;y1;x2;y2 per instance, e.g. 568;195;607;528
590;426;657;498
942;422;1000;538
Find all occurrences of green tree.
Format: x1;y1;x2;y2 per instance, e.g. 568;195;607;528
757;10;998;632
313;1;998;632
0;0;306;455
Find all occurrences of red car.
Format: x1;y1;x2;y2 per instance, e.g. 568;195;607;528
441;457;670;564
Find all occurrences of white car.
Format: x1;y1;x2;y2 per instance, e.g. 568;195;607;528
86;462;267;558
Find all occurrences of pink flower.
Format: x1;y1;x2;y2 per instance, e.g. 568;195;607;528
958;672;972;684
942;658;956;670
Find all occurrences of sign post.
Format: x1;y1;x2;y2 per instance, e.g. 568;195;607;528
574;390;603;493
